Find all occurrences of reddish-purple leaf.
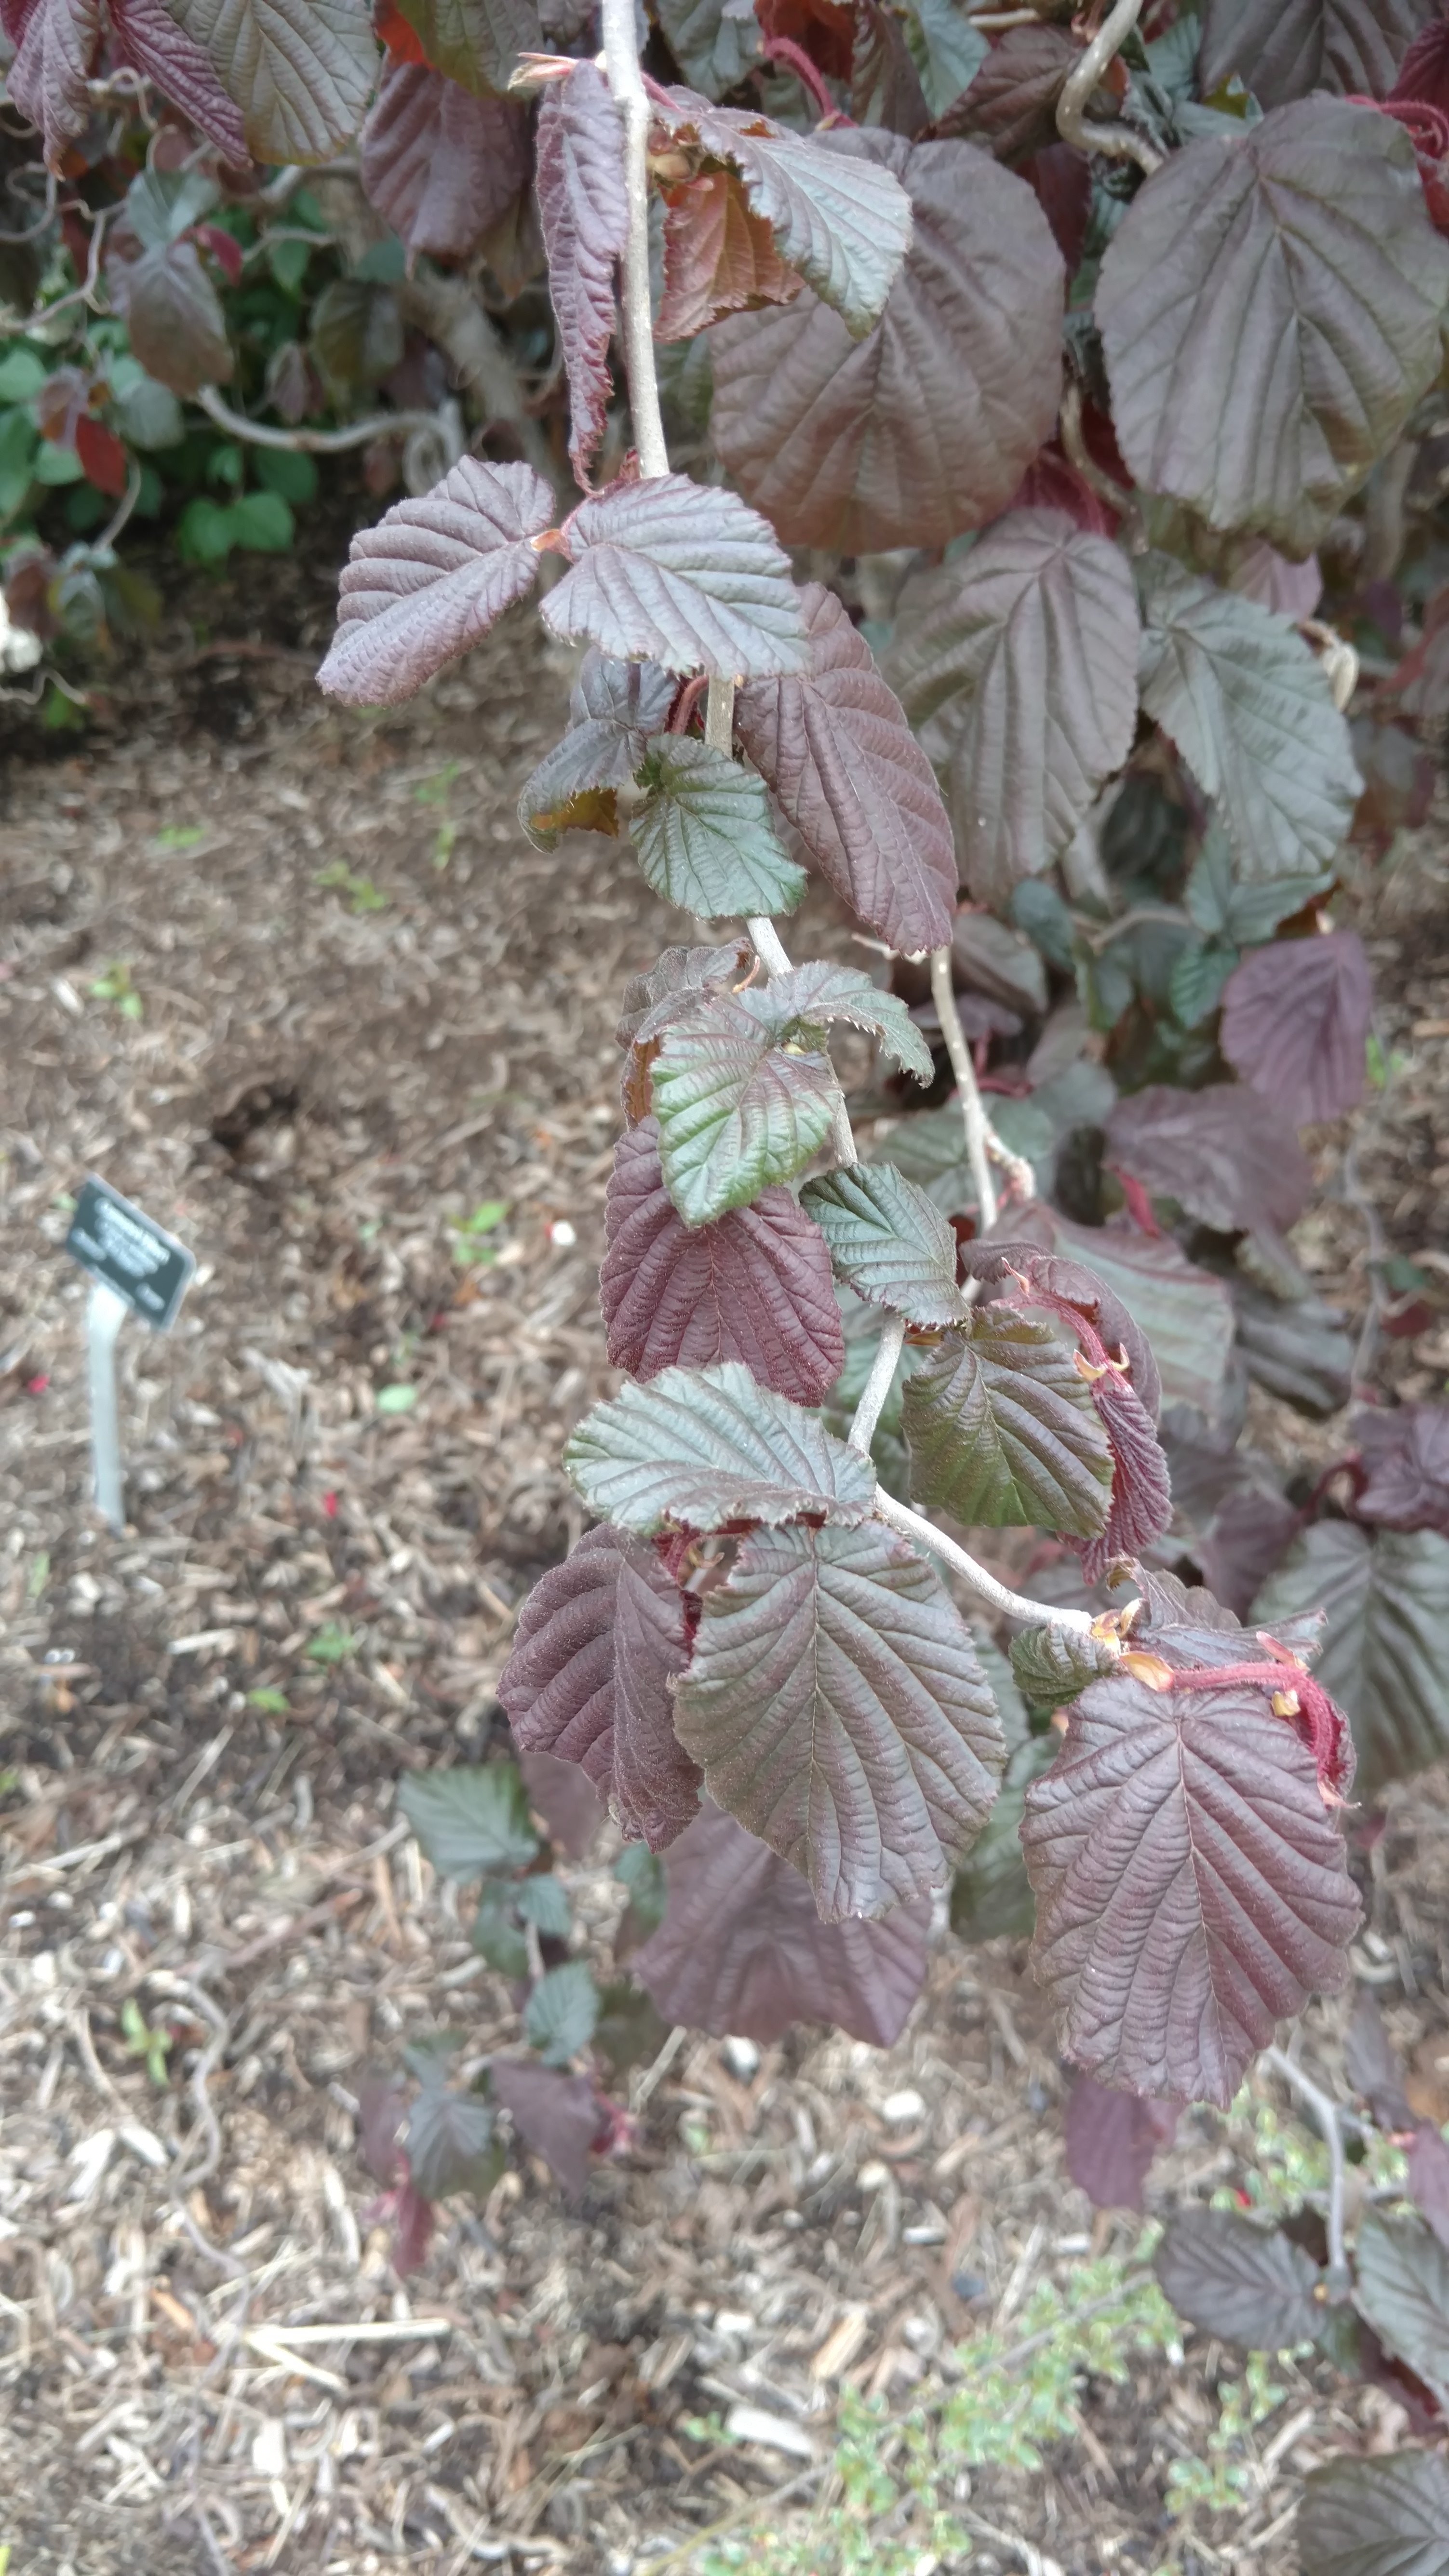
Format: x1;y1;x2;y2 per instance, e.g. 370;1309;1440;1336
389;2180;436;2274
1409;2122;1449;2253
850;0;929;135
1219;931;1372;1127
1229;537;1323;621
319;458;553;706
1394;13;1449;110
2;0;99;161
359;2073;405;2185
542;473;807;681
1023;1671;1359;2104
1064;2070;1178;2214
657;169;802;342
519;1749;607;1858
672;1520;1006;1920
934;20;1081;160
655;86;912;337
489;2058;599;2201
887;510;1140;905
106;237;234;398
1079;1369;1173;1585
616;938;752;1053
735;581;957;953
111;0;249;160
498;1527;699;1851
361;61;531;263
602;1119;843;1405
564;1360;877;1535
711;132;1063;554
1196;1487;1301;1621
1345;1986;1414;2132
965;1241;1163;1422
1105;1083;1313;1241
1098;99;1449;554
633;1800;929;2043
1355;1403;1449;1534
389;0;541;96
1199;0;1437;109
536;62;628;483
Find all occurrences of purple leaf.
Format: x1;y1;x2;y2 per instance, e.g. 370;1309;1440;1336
158;0;379;163
536;63;628;483
1098;99;1449;554
849;0;929;137
490;2058;599;2201
902;1311;1114;1539
634;1800;929;2043
1137;558;1362;884
711;133;1063;553
655;87;912;337
1395;12;1449;109
1298;2451;1449;2576
520;652;677;851
389;2181;436;2275
1220;932;1372;1127
1199;0;1436;109
616;938;752;1053
361;61;531;264
993;1204;1237;1421
1064;2070;1178;2214
542;473;808;681
964;1240;1163;1422
518;1750;607;1859
672;1520;1006;1920
1195;1486;1301;1621
735;582;957;954
111;0;248;160
1232;1278;1353;1419
1408;2124;1449;2254
318;458;554;706
1355;1403;1449;1535
1105;1083;1312;1241
106;235;234;399
2;0;100;160
1345;1986;1415;2133
888;510;1140;905
1253;1520;1449;1799
1354;2210;1449;2404
359;2073;406;2186
1079;1369;1173;1585
1022;1671;1359;2104
935;21;1081;160
1154;2206;1324;2346
498;1526;700;1851
564;1360;877;1537
657;169;802;342
603;1119;844;1405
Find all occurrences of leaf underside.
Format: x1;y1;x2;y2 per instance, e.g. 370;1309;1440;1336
1022;1673;1359;2104
361;62;530;264
536;63;629;482
1105;1082;1312;1239
672;1520;1006;1919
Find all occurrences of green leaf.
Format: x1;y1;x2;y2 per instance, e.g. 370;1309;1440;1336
1252;1521;1449;1799
524;1959;600;2065
470;1890;530;1979
802;1161;966;1327
903;1313;1114;1536
631;736;806;920
1184;818;1334;944
591;1978;670;2076
514;1874;571;1936
0;346;46;402
375;1382;418;1415
900;0;988;115
1010;1624;1117;1711
950;1729;1055;1944
672;1520;1006;1919
391;0;541;94
406;2084;500;2199
255;444;319;504
1169;935;1237;1030
246;1685;290;1714
656;0;759;99
744;962;934;1085
1354;2211;1449;2406
564;1358;877;1537
401;1762;539;1878
1138;556;1362;884
311;278;403;392
650;993;842;1228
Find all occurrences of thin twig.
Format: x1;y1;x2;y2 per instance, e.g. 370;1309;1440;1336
1056;0;1164;177
849;1313;905;1454
873;1489;1100;1632
1060;377;1141;545
601;0;670;480
1070;902;1191;952
705;674;734;756
1262;2043;1350;2287
930;947;1035;1218
96;457;143;553
197;383;438;455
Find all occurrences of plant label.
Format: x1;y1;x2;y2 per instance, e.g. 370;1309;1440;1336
64;1175;195;1330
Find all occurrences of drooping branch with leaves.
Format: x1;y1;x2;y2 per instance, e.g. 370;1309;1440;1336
11;1;1449;2555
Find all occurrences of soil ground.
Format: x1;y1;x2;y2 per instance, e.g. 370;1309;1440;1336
3;520;1449;2576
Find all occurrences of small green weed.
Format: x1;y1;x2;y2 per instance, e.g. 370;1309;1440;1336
152;822;207;852
87;959;142;1020
447;1200;509;1263
120;1998;171;2086
315;859;388;914
305;1621;358;1664
247;1686;290;1714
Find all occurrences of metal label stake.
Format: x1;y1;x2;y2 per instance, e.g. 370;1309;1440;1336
64;1176;196;1532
